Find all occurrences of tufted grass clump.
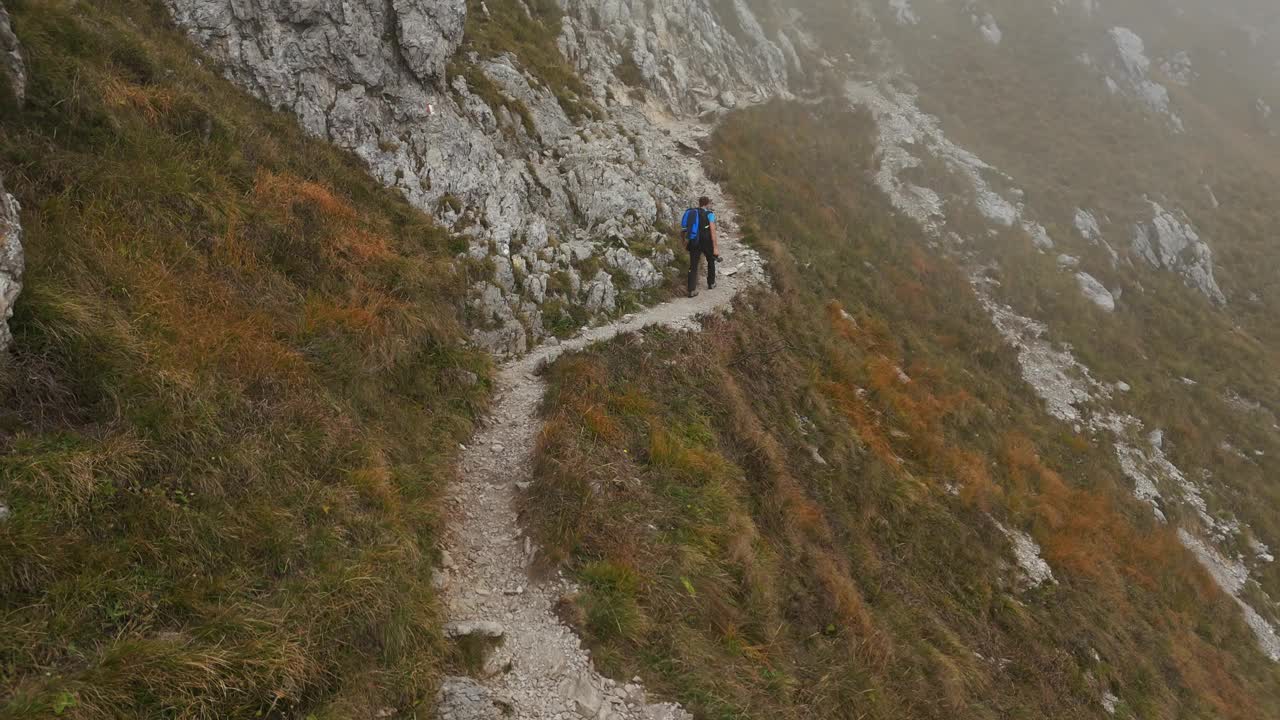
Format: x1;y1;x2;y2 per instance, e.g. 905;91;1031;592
0;1;491;718
458;0;601;123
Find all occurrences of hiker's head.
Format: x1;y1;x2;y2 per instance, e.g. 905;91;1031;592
699;196;712;208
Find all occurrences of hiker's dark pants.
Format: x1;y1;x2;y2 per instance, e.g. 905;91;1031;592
688;247;716;293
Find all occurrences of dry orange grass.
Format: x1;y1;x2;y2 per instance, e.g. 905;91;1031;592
0;3;490;717
523;99;1280;720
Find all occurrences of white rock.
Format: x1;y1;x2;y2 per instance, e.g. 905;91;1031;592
1073;208;1102;242
164;0;788;352
1131;200;1226;305
996;520;1056;590
1075;272;1116;312
561;674;603;717
1107;28;1183;130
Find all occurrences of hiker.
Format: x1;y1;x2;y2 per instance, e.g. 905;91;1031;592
681;196;720;298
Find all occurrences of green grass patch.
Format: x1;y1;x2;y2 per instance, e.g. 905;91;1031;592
0;1;491;717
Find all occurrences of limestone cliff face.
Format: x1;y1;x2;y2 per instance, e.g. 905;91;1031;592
163;0;799;353
559;0;796;113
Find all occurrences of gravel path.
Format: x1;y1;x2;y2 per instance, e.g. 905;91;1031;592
436;118;766;720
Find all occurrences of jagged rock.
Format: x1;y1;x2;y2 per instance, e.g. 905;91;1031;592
1075;272;1116;312
559;0;791;114
470;282;528;355
1131;200;1225;305
1074;208;1101;241
0;2;25;105
392;0;467;82
560;674;603;718
438;677;508;720
995;520;1056;590
493;256;517;294
561;239;596;264
604;247;662;289
0;172;22;352
1106;27;1183;131
584;271;618;314
1023;221;1054;250
526;273;549;304
1101;690;1120;715
163;0;787;352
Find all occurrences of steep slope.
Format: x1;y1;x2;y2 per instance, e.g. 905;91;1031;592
5;0;1280;717
0;2;488;717
527;100;1280;720
846;0;1280;663
162;0;806;354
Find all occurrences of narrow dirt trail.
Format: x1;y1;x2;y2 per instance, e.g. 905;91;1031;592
436;119;766;720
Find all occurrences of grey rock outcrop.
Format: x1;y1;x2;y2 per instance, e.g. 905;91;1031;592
438;677;509;720
1131;200;1226;305
1106;27;1183;132
605;246;662;289
1075;271;1116;312
558;0;794;114
164;0;797;353
0;2;24;105
1073;208;1101;242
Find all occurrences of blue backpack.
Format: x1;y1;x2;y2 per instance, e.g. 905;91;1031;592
681;207;706;248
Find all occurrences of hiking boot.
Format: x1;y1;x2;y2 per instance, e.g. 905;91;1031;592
708;283;716;290
689;289;699;298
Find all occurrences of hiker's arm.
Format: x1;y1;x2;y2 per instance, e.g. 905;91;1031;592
711;221;720;255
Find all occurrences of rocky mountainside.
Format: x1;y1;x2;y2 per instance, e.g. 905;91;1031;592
847;0;1280;665
160;0;1280;671
163;0;800;353
4;0;1280;716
